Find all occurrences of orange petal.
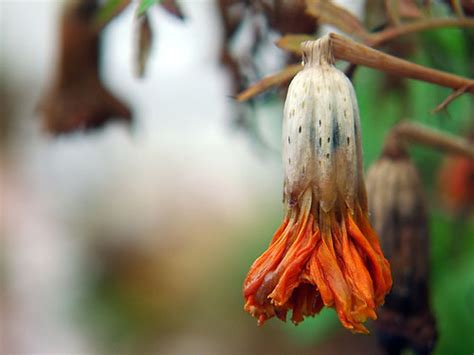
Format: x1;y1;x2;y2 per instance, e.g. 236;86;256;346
243;218;293;297
270;214;317;305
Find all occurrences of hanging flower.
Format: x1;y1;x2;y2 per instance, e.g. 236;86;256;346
366;140;437;353
243;36;392;334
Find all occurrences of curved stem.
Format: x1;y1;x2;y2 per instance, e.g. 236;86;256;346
368;17;474;47
392;122;474;159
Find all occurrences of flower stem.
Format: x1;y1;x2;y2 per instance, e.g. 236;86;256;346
368;17;474;47
389;121;474;159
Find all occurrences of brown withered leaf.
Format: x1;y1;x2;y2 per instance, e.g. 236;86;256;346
276;34;314;55
160;0;185;20
236;64;302;102
39;0;132;134
305;0;369;39
135;14;153;78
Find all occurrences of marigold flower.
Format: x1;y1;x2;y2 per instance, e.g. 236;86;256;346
243;36;392;334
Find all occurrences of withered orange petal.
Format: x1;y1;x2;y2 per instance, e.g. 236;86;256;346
243;218;292;297
308;244;333;305
346;214;390;304
340;219;375;310
270;215;317;305
290;283;324;324
317;232;353;329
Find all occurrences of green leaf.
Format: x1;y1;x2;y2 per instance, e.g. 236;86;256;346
137;0;162;17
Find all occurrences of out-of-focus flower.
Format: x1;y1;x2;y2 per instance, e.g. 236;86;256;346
437;134;474;216
243;37;392;334
366;139;437;353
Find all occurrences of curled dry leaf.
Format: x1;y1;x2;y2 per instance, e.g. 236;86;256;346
39;0;131;134
135;14;153;78
235;64;302;102
305;0;369;39
276;34;313;55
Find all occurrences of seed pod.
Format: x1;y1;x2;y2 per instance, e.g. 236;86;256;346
243;35;392;334
366;139;437;354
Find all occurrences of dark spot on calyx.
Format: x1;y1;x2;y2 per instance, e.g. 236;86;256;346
299;126;302;133
288;136;291;144
319;137;322;147
332;124;340;148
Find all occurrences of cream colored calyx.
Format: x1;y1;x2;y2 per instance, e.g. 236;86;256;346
301;36;335;67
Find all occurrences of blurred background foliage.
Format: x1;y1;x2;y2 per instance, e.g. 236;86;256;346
1;1;473;354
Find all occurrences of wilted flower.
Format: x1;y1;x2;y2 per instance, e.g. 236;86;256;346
366;139;437;353
243;36;392;334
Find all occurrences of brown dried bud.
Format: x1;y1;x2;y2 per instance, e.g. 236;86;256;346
39;0;131;134
366;142;437;354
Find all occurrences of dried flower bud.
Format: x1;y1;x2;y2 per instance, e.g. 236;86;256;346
366;142;437;353
243;36;392;334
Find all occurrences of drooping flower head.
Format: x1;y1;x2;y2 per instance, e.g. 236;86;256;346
243;35;392;334
366;138;437;352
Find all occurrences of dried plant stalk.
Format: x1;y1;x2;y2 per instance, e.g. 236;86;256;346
389;121;474;159
368;17;474;46
235;64;301;102
240;33;474;102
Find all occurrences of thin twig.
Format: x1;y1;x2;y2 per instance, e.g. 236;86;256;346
235;64;301;102
329;33;474;94
392;121;474;159
432;83;474;113
240;33;474;102
368;17;474;47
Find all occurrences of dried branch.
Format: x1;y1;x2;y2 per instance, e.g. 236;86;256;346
235;64;301;102
432;83;474;113
329;33;474;94
241;33;474;102
278;17;474;55
391;121;474;159
368;17;474;47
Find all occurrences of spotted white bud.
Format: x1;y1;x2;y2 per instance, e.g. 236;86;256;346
243;36;391;334
282;37;365;213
